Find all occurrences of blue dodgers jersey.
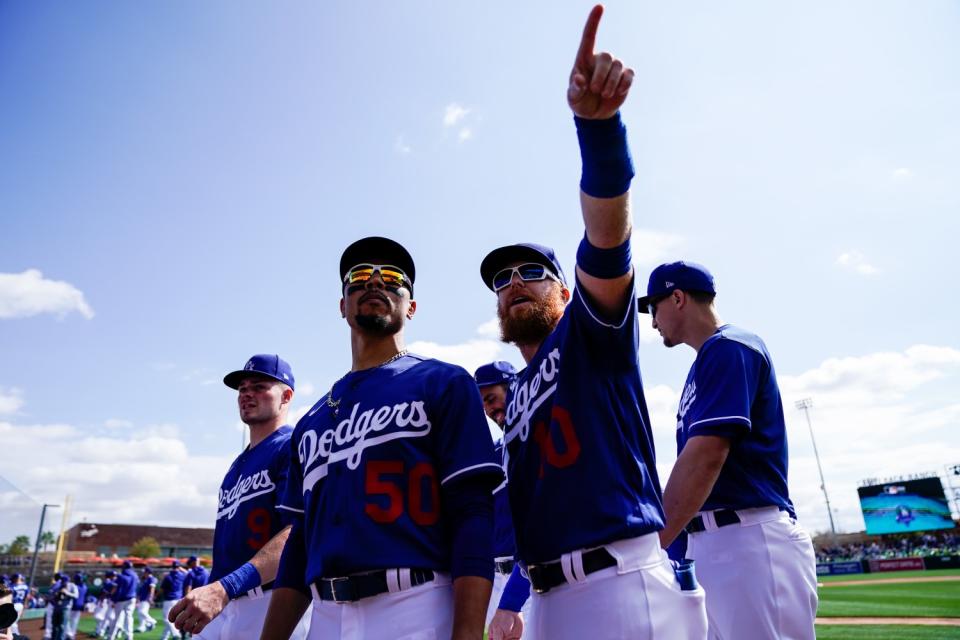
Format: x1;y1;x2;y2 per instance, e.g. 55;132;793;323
100;579;116;598
210;426;294;582
113;569;138;601
136;575;156;600
279;354;503;584
676;324;794;515
185;566;209;590
72;583;88;611
160;570;185;600
492;440;517;559
503;282;664;564
12;582;28;604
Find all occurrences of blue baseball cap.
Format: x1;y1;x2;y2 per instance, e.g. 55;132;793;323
480;243;567;292
105;570;116;577
187;555;198;563
121;560;133;569
474;361;518;387
170;560;180;568
637;261;716;313
223;354;295;390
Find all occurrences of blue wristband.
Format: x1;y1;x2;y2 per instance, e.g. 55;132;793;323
575;112;635;198
219;562;261;600
576;233;632;279
498;563;531;612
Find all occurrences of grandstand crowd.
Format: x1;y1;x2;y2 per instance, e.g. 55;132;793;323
816;531;960;563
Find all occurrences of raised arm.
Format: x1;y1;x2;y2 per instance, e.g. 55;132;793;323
569;5;638;317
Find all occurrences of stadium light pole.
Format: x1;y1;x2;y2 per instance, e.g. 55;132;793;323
27;503;59;594
795;398;837;538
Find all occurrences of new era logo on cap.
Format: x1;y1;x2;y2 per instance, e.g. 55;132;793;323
224;354;296;391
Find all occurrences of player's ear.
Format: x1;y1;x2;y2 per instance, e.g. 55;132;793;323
561;285;571;303
406;299;417;320
339;297;346;318
281;386;293;405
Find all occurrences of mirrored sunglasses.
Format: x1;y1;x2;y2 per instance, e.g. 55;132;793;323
492;263;561;292
344;264;410;289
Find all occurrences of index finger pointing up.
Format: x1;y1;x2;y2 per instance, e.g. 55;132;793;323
576;4;604;65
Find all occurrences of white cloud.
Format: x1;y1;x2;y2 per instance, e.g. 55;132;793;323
836;251;879;276
631;229;685;267
778;345;960;535
103;418;133;430
408;338;507;375
297;381;316;397
0;269;94;320
394;135;412;154
476;317;501;339
891;167;914;181
458;128;472;142
0;418;234;543
0;387;24;415
443;103;470;127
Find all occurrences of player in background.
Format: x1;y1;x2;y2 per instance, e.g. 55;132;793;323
640;261;818;639
160;562;187;640
260;236;503;640
478;7;708;639
93;571;117;638
135;567;157;633
473;362;532;640
50;574;80;640
42;572;64;640
66;572;88;639
181;557;209;598
8;574;28;637
109;561;139;640
169;355;309;640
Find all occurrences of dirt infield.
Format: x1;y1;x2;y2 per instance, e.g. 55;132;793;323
817;617;960;626
821;575;960;587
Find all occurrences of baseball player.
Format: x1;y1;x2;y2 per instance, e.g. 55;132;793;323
474;362;533;640
160;562;187;640
135;567;157;633
93;571;117;638
640;261;819;639
108;561;139;640
477;7;708;639
260;236;503;640
42;572;64;639
8;574;27;637
66;572;88;639
168;355;309;640
181;557;209;597
49;575;80;640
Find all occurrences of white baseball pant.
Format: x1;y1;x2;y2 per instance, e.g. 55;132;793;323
43;602;54;639
194;585;309;640
161;599;181;640
67;609;83;638
136;599;157;631
10;602;23;635
307;570;454;639
686;506;818;640
109;598;136;639
524;532;708;640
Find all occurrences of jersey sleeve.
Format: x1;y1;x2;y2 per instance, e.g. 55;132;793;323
277;428;306;518
568;275;639;371
272;438;296;527
274;517;309;595
685;339;760;439
431;368;504;487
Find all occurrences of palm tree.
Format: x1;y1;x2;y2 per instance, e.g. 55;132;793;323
40;530;56;552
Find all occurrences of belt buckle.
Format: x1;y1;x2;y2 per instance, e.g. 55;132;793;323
526;563;548;595
325;576;352;604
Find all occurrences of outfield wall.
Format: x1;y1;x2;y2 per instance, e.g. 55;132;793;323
817;555;960;575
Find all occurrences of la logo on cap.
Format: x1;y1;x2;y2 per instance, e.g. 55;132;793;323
245;361;255;370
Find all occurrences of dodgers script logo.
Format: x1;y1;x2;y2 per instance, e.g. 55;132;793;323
217;470;276;520
504;347;561;444
299;400;431;494
677;380;696;431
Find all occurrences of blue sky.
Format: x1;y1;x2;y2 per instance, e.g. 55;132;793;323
1;1;958;544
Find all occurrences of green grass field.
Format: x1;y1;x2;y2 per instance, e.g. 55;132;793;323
815;569;960;640
75;608;166;638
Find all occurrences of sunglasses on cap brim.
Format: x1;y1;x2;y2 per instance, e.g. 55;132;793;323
343;263;411;290
491;263;562;292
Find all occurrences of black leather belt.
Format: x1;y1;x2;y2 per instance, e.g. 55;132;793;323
686;509;741;533
686;507;788;533
495;559;516;576
527;548;617;594
314;569;434;603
